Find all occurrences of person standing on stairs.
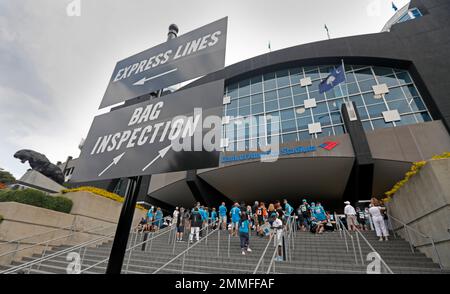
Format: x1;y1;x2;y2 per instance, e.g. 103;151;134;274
230;203;241;237
239;212;252;255
189;207;203;243
176;207;186;242
219;202;227;230
368;199;389;241
344;201;358;231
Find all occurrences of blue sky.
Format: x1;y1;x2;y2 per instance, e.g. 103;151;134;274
0;0;409;178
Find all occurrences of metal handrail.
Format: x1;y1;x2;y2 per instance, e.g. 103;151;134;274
80;219;174;274
1;215;171;274
265;215;295;274
354;228;394;274
152;220;219;274
0;224;76;247
0;223;114;259
337;217;358;264
0;230;117;274
387;213;443;269
252;234;274;274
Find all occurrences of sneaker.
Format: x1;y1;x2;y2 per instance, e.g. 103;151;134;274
242;251;246;255
378;238;383;242
247;248;252;252
384;237;389;241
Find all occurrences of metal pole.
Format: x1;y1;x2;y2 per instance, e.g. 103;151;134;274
217;225;220;257
430;238;443;270
355;232;364;265
227;233;230;258
404;225;415;253
106;176;142;274
350;236;358;265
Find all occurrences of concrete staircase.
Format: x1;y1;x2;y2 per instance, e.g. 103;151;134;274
2;228;448;274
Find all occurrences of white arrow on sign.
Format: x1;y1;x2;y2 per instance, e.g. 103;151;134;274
98;152;126;177
133;68;178;86
142;145;172;172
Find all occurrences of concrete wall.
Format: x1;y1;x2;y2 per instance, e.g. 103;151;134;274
387;158;450;269
0;191;146;266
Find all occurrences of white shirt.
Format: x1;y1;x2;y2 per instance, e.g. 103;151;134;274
368;206;383;218
272;218;283;230
344;205;356;216
173;210;179;219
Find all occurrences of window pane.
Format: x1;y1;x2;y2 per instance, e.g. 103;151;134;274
415;112;432;122
317;127;333;138
327;100;342;112
354;68;373;81
357;107;369;120
367;103;387;119
238;106;250;116
292;85;307;95
250;76;263;93
264;72;277;90
298;131;312;141
283;133;298;143
388;100;412;114
282;120;297;133
385;87;405;101
297;116;313;130
330;112;343;124
265;100;279;112
312;102;329;114
362;121;373;131
362;92;381;105
239;79;250;97
277;70;290;88
280;109;295;121
373;66;394;76
278;87;292;98
294;94;308;106
226;108;237;117
309;90;326;102
304;68;320;80
358;79;376;93
251;93;263;104
350;95;364;107
402;85;419;98
229;99;238;109
347;82;360;95
410;97;427;111
279;97;294;109
378;75;399;87
314;114;331;126
228;83;238;99
265;90;278;101
333;125;345;136
396;114;417;126
251;103;264;114
372;119;393;129
239;96;250;107
395;71;412;84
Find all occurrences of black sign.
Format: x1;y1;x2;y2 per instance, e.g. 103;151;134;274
99;17;227;109
71;80;224;182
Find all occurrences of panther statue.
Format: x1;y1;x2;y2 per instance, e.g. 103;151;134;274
14;149;65;184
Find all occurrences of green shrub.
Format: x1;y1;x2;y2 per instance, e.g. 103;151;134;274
0;189;73;213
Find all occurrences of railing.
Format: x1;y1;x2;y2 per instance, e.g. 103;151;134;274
152;220;220;274
354;228;394;274
80;217;174;274
388;213;443;269
0;223;115;268
252;234;274;274
253;215;295;274
0;216;171;274
336;217;359;264
0;228;117;274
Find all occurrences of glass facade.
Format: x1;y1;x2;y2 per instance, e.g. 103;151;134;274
223;64;432;151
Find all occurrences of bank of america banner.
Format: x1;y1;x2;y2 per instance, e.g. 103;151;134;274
99;17;227;109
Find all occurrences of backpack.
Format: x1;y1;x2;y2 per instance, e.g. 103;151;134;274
268;211;277;222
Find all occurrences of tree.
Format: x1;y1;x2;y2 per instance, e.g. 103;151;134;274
0;170;16;185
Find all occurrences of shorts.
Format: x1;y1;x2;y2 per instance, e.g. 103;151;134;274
177;226;184;233
257;216;264;225
219;215;227;223
347;215;357;227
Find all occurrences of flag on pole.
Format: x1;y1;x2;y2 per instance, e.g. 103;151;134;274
392;2;398;12
319;65;345;94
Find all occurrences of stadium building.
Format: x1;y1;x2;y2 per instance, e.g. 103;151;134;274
66;0;450;211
